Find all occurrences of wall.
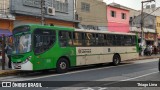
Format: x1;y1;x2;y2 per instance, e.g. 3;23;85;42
76;0;107;30
14;15;75;28
132;13;156;30
108;22;129;32
0;19;13;31
0;0;10;14
107;6;129;32
156;16;160;39
10;0;76;23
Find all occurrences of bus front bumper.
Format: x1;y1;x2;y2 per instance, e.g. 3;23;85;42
12;61;33;71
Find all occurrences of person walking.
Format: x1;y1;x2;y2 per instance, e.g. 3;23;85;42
154;46;157;55
5;44;13;68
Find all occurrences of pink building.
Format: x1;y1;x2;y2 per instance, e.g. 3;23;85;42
107;3;130;33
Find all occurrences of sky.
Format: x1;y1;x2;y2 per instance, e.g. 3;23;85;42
103;0;160;10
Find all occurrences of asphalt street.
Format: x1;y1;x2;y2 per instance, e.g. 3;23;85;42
0;58;160;90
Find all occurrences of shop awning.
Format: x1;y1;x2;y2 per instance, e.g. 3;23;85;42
0;29;12;36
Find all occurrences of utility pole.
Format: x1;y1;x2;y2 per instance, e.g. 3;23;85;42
41;0;45;25
141;0;155;56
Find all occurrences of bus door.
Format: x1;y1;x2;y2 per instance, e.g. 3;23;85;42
33;29;56;70
59;31;76;65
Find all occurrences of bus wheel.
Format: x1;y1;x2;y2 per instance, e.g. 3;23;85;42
112;54;121;66
56;58;69;73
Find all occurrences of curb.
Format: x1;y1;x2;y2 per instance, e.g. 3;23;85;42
0;70;18;77
125;57;158;62
137;56;160;60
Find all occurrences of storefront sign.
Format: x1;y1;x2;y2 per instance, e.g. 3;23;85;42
146;33;154;40
23;0;41;8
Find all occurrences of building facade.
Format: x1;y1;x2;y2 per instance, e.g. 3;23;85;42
131;13;157;46
0;0;14;35
10;0;78;28
75;0;107;30
143;4;160;16
156;16;160;46
107;3;130;33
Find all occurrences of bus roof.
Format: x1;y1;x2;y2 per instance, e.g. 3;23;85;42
14;24;136;36
75;29;136;35
14;24;74;31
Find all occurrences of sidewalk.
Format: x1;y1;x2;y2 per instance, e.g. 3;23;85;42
0;54;160;76
137;54;160;60
0;63;17;76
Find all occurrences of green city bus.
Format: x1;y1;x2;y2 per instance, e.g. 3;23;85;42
11;24;139;73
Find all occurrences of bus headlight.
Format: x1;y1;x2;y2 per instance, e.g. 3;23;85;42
22;56;32;64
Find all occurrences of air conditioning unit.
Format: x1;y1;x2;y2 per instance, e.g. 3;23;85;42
47;7;55;16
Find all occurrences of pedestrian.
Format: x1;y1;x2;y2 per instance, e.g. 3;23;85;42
5;44;13;68
146;45;151;56
153;45;157;55
139;45;142;56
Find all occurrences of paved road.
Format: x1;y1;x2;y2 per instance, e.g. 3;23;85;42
0;58;160;90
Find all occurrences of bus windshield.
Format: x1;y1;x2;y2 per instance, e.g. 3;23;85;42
13;33;31;54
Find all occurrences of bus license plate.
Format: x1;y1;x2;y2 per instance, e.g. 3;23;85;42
14;64;21;69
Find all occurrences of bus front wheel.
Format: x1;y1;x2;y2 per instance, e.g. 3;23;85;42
56;58;69;73
112;54;121;66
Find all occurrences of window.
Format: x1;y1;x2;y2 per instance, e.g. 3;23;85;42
98;34;105;46
106;34;113;46
85;33;95;46
122;13;126;19
111;11;116;17
124;35;136;46
54;0;68;13
73;32;85;46
59;31;72;47
158;23;160;27
61;31;136;47
81;2;90;12
34;29;56;54
130;17;133;21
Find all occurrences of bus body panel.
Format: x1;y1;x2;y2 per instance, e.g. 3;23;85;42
76;46;138;66
11;24;139;71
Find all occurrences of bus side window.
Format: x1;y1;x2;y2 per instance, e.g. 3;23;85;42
85;33;92;46
98;34;104;46
132;36;136;45
104;34;108;46
90;33;95;46
73;32;82;46
95;34;99;46
106;34;112;46
91;33;96;46
121;35;125;46
59;31;72;47
124;35;132;46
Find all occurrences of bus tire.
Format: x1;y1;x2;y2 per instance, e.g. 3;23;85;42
56;58;69;73
112;54;121;66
